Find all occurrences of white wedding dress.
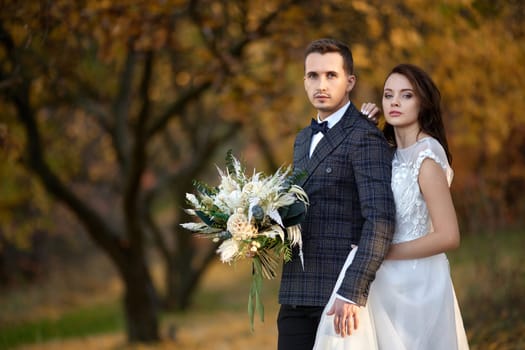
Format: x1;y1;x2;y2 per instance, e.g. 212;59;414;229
314;137;469;350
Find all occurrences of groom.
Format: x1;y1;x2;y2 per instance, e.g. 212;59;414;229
277;38;396;349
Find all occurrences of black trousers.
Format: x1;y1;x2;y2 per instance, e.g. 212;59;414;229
277;304;324;350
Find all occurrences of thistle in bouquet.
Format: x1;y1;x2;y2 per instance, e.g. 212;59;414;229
181;150;309;330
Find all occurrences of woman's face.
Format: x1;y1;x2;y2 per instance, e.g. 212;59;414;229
382;73;420;129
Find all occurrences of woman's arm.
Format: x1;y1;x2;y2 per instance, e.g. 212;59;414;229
386;158;460;260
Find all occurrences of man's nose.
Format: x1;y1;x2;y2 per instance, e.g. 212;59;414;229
319;76;328;91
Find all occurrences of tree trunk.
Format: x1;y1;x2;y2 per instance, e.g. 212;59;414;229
10;78;161;343
164;230;218;311
121;255;160;342
165;255;193;310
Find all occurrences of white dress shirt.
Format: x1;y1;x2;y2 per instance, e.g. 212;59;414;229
309;102;350;157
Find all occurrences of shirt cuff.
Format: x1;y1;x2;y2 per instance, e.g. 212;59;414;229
336;293;356;304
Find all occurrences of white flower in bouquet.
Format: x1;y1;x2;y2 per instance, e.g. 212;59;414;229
216;189;243;215
217;238;240;263
181;150;309;330
226;209;258;241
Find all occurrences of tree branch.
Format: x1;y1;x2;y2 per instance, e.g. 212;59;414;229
113;42;138;174
143;199;171;260
231;0;303;57
13;81;126;266
146;79;213;138
0;18;132;269
123;50;154;250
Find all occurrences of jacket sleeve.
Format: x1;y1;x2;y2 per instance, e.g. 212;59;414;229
336;127;396;306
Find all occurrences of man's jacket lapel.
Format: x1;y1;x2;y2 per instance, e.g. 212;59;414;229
296;104;359;188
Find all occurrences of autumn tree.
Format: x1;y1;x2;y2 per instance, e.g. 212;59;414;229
0;0;306;342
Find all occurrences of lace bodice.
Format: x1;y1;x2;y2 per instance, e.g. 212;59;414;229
391;137;453;244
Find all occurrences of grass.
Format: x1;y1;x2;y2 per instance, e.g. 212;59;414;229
0;302;123;349
447;229;525;349
0;230;524;349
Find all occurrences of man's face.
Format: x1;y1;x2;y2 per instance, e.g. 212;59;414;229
304;52;356;120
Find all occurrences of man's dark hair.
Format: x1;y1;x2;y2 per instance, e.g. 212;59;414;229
304;38;354;75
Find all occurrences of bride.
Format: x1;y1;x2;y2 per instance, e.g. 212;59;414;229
314;64;469;349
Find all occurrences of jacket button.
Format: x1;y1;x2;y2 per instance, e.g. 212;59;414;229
326;167;332;174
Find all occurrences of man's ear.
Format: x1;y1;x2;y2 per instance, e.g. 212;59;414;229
346;74;357;93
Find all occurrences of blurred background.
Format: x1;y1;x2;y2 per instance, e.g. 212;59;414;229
1;0;524;349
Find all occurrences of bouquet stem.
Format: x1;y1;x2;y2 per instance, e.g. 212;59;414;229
248;257;265;331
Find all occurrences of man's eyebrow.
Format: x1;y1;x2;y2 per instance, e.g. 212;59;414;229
305;70;338;75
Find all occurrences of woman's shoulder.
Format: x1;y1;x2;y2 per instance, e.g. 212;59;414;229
417;136;439;147
415;137;447;162
413;137;453;183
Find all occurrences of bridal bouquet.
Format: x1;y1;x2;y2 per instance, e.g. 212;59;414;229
181;150;308;329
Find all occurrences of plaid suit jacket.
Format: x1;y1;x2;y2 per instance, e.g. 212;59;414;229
279;103;396;307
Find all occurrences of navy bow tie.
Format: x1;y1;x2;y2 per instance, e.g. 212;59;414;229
310;119;329;135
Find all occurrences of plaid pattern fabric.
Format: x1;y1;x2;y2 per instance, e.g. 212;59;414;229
279;103;396;307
